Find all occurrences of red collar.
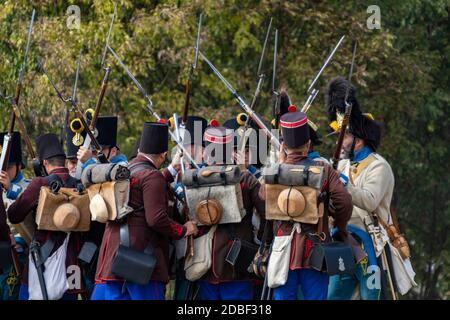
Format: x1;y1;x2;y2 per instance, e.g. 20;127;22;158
48;167;69;175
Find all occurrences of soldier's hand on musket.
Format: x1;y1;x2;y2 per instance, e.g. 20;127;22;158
184;221;198;237
233;150;247;169
171;149;182;173
278;142;287;163
0;171;11;191
77;146;93;163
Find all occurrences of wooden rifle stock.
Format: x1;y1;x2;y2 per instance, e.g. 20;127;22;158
331;104;352;169
91;67;111;130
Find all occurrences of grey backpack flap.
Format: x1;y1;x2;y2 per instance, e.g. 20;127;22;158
182;166;245;226
183;165;241;187
263;163;324;188
111;221;157;285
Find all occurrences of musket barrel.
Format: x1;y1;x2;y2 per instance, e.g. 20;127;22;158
307;35;345;93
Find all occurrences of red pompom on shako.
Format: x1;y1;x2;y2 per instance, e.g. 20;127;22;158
280;111;310;148
288;105;297;113
209;119;219;127
158;118;167;124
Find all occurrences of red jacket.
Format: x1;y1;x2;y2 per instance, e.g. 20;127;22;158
7;167;83;292
95;155;186;283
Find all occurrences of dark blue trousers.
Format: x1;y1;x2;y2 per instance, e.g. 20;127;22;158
91;281;166;300
273;269;329;300
198;281;253;300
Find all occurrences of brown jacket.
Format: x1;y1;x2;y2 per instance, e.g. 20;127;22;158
95;155;186;283
260;153;353;269
7;167;83;292
200;170;265;282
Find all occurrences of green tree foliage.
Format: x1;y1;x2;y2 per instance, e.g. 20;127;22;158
0;0;448;299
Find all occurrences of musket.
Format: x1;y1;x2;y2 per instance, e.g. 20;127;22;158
271;29;281;130
301;35;346;113
107;45;200;169
29;241;48;300
39;54;108;165
173;113;194;257
238;17;272;153
199;51;281;150
0;9;42;177
181;13;202;127
331;41;357;170
73;5;116;178
101;2;117;67
74;72;113;179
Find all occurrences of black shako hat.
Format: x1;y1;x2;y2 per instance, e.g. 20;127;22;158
96;116;118;149
326;76;381;150
0;131;24;168
183;116;208;146
280;111;310;148
203;126;234;164
279;89;321;146
66;127;87;160
139;122;169;154
35;133;66;161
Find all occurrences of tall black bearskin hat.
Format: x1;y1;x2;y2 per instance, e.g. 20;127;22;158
326;76;382;150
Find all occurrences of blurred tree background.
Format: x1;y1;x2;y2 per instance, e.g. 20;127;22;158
0;0;448;299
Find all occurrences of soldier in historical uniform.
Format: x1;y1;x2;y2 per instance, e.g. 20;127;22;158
325;76;410;300
7;133;85;300
193;125;265;300
0;132;31;208
77;116;128;168
90;121;198;300
260;111;353;300
171;115;208;300
0;131;32;300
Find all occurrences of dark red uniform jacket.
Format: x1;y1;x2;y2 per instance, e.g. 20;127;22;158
95;155;187;283
200;170;265;283
7;167;83;293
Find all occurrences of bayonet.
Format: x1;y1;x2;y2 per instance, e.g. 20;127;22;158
301;35;345;113
199;51;281;149
1;9;42;177
182;13;203;126
101;2;117;67
238;18;273;152
271;29;281;129
108;45;200;169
